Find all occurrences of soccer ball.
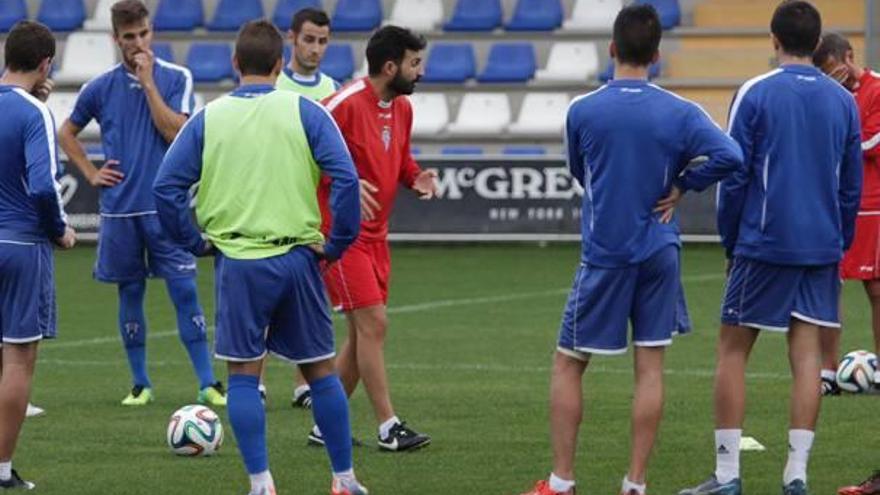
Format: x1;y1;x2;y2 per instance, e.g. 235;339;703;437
166;405;223;456
836;350;878;393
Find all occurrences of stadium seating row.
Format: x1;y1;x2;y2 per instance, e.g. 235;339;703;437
48;32;658;85
0;0;680;33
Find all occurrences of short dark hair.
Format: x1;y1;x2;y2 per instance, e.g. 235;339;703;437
771;0;822;58
366;25;427;76
111;0;149;32
612;4;662;66
291;7;330;33
235;19;283;77
4;21;55;72
812;32;852;67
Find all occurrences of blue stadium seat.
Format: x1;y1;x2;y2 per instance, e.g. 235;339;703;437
505;0;563;31
503;146;545;155
283;45;292;64
152;42;175;63
444;0;502;31
635;0;680;29
186;44;234;82
331;0;381;32
598;60;662;82
410;147;421;155
442;146;483;155
273;0;322;30
321;45;354;82
422;43;476;83
477;43;536;83
37;0;85;32
154;0;203;31
207;0;263;32
0;0;26;32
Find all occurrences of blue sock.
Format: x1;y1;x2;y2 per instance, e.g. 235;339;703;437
118;281;150;388
310;374;353;473
227;374;268;474
166;277;215;389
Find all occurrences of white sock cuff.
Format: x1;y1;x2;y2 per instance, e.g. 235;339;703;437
622;476;646;494
788;429;815;449
820;369;836;380
549;473;575;492
378;416;401;438
0;461;11;481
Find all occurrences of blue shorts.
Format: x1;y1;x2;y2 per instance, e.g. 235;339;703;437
557;245;690;358
721;257;840;331
0;242;56;344
213;247;335;364
94;214;196;283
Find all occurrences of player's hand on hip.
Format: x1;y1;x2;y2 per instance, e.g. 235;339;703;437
413;169;438;200
653;185;683;224
89;160;124;187
30;79;54;102
308;243;339;264
54;226;76;250
360;180;380;221
133;50;155;86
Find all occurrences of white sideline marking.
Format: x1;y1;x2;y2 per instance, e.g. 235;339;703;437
44;272;726;350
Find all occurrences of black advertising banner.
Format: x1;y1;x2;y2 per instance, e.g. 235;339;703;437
60;157;721;242
389;157;720;241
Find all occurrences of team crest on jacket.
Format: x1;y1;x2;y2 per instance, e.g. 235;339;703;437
381;125;392;150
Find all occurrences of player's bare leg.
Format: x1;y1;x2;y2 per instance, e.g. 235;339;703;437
819;298;843;395
788;319;822;430
627;346;664;486
549;351;589;482
0;342;38;489
344;305;394;423
783;319;822;490
334;316;361;396
714;325;759;429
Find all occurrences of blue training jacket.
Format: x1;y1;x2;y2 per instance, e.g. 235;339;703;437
566;79;744;268
718;65;863;266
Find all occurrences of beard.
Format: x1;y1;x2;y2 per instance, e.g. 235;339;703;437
389;72;419;96
295;54;319;72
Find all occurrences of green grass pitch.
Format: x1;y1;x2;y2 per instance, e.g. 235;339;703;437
16;244;880;494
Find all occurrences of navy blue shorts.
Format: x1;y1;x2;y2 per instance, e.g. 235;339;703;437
557;245;690;358
213;247;335;364
0;242;56;344
94;214;196;283
721;257;840;331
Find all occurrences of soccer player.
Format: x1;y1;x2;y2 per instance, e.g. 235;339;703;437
0;20;76;489
678;3;862;495
277;8;341;100
313;25;436;452
57;0;225;407
154;19;366;495
267;6;341;409
812;33;880;395
518;5;743;495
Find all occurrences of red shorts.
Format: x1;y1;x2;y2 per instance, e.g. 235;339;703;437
841;213;880;280
322;239;391;311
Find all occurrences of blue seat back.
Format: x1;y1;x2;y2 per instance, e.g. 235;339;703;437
0;0;27;32
321;44;354;82
477;43;536;83
186;43;234;82
207;0;263;32
152;42;175;64
444;0;502;31
154;0;204;31
37;0;85;31
422;43;476;83
273;0;322;30
635;0;680;29
506;0;562;31
332;0;382;31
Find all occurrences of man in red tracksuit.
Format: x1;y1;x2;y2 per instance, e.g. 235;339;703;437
813;33;880;398
309;25;436;452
